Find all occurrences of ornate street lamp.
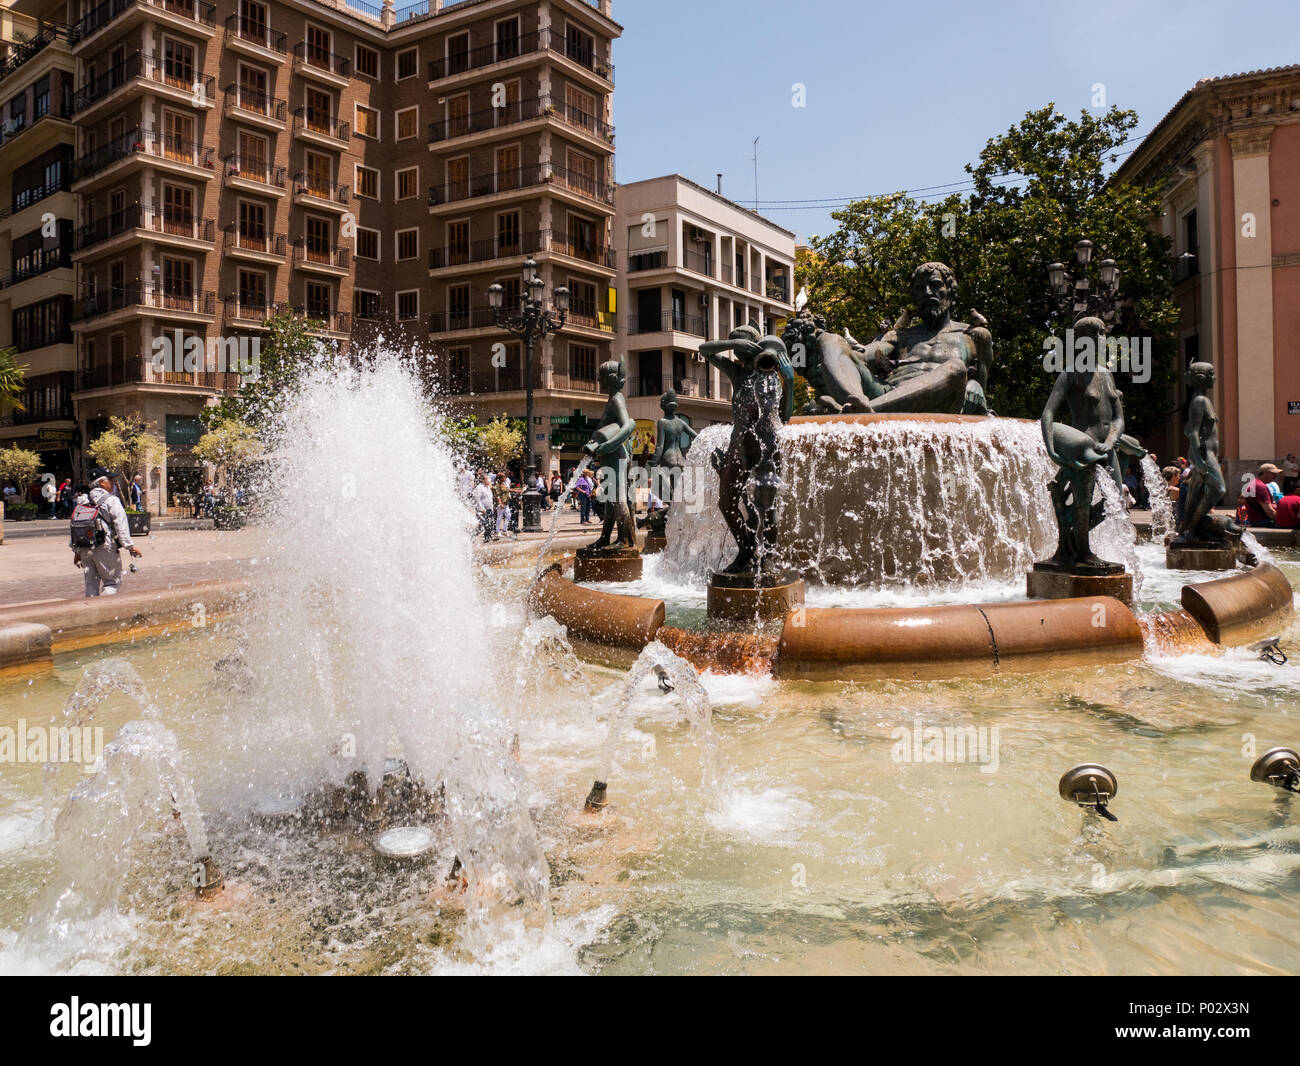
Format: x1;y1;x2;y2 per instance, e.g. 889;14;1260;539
487;257;568;532
1048;238;1120;322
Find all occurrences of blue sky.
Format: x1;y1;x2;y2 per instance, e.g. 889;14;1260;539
609;0;1300;242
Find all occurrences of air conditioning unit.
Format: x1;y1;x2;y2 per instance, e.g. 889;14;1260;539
686;224;708;243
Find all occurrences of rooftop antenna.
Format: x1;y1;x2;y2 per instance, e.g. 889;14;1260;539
752;136;759;211
716;172;722;195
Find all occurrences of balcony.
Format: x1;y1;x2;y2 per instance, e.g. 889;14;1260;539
3;172;72;222
291;174;349;212
628;310;706;337
426;27;613;87
548;233;615;269
223;296;287;328
0;22;73;86
766;280;790;304
223;226;286;262
73;203;215;254
74;283;216;323
0;101;73;151
567;307;617;334
72;0;217;49
550;165;615;206
551;97;614;143
292;42;350;87
73;127;215;186
224;154;286;196
628;249;668;273
428;230;544;270
223;14;287;59
682;249;715;278
291;241;350;275
0;248;72;290
293;306;350;335
292;107;349;150
78;358;238;392
72;52;215;116
427;163;549;208
223;86;286;129
427;307;497;334
427;96;545;145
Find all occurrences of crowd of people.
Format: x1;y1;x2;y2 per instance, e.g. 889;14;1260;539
1153;452;1300;530
456;465;610;542
3;473;144;519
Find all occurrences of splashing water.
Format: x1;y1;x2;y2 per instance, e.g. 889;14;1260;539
1140;455;1176;539
515;616;582;697
530;456;591;591
595;641;716;794
662;418;1057;589
1093;472;1143;603
230;354;553;939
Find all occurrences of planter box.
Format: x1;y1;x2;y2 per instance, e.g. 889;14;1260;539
126;511;151;537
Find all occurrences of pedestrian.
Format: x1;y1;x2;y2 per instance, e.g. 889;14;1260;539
57;478;72;518
41;476;56;518
575;469;593;524
535;471;549;511
71;474;142;597
473;473;495;542
549;472;563;507
129;474;144;511
1281;453;1300;495
1241;464;1280;527
508;475;523;533
494;471;512;537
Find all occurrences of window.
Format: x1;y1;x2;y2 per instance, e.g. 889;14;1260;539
396;290;418;320
396;167;418;200
355;165;379;199
568;279;597;321
395;106;418;140
446;32;470;76
161;257;194;301
396;229;418;261
355;44;379;79
356;228;379;260
496;18;520;60
306;24;332;69
496;145;519;191
239;269;267;309
305;216;331;260
448;284;469;328
571;344;597;383
447;220;469;265
238;64;268;113
162;183;194;235
239;0;268;43
497;211;520;256
565;148;597;196
305;281;331;318
445;156;468;199
355;290;381;319
447;93;469;138
355;103;379;138
33;76;49;119
566;23;595;67
237;130;268;177
565;84;596;132
238;200;266;249
8;92;25;132
447;347;469;392
164;38;194;89
305;151;331;195
396;47;417;80
306;88;332;133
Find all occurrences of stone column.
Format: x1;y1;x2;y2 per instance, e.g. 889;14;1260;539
1229;127;1275;465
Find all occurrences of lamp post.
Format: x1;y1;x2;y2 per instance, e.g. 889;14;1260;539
1048;238;1121;323
487;257;568;532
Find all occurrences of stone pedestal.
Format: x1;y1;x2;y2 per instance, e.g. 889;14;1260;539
1166;543;1238;571
641;533;667;555
707;571;805;623
574;547;643;583
1027;563;1133;607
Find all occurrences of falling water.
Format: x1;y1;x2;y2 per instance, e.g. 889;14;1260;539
662;418;1057;589
594;641;716;794
530;456;591;591
229;353;553;939
1093;473;1143;602
515;616;582;697
1140;455;1176;539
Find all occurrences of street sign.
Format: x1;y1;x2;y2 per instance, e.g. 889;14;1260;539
1289;401;1300;415
37;428;75;446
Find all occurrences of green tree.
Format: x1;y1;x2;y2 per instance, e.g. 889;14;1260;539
798;105;1178;435
478;414;524;470
191;418;264;489
0;444;41;487
204;309;330;435
0;347;28;412
86;414;165;502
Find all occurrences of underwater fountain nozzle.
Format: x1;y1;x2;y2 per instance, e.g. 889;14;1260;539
1059;764;1119;821
1248;637;1287;666
654;666;675;693
583;780;608;813
1250;747;1300;793
193;855;224;899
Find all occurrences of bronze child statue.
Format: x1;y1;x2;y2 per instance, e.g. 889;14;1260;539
700;324;794;575
581;359;637;553
650;388;697;504
1173;361;1243;548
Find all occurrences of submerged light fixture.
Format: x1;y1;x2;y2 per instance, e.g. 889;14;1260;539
1250;747;1300;793
1059;763;1119;821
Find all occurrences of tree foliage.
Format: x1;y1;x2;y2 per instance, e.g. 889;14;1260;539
797;105;1178;435
478;414;524;470
86;414;165;487
0;445;41;486
0;347;28;412
192;418;264;486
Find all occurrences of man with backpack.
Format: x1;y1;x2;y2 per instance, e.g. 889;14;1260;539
70;473;142;597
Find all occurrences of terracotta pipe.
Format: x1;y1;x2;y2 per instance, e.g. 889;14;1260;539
528;564;664;649
1180;562;1295;646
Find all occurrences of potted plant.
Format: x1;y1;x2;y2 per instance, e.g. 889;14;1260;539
191;417;263;531
85;413;165;523
5;501;37;520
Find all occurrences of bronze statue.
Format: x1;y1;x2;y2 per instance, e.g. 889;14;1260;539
650;388;697;504
701;324;794;575
581;359;636;553
1038;317;1127;573
854;262;994;415
781;309;877;414
1173;361;1242;547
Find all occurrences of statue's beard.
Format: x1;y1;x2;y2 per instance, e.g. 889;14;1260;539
920;300;948;327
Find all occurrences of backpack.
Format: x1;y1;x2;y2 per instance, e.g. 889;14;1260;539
69;500;108;550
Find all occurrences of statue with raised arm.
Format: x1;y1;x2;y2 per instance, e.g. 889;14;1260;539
1173;361;1242;549
701;323;794;575
580;358;637;554
781;308;878;414
850;262;994;415
1036;317;1126;573
650;388;697;505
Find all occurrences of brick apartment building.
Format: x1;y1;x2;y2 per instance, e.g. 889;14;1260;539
0;0;620;510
